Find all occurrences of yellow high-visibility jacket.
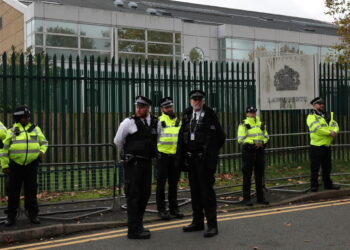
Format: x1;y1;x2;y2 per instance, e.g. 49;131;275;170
237;116;269;145
0;122;48;169
307;111;339;146
157;113;181;155
0;122;7;141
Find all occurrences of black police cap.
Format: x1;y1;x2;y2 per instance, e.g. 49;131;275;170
310;97;324;105
246;106;257;113
13;106;31;117
189;90;205;99
159;97;173;107
135;96;152;106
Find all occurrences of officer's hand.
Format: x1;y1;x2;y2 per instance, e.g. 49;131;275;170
2;168;10;174
39;152;45;161
330;131;337;138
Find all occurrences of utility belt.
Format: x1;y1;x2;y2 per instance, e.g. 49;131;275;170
158;152;176;158
9;159;39;168
122;153;151;164
185;151;204;159
242;143;264;151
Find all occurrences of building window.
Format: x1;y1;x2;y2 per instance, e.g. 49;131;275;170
29;19;112;61
117;27;181;64
299;45;319;55
0;17;2;30
280;43;299;54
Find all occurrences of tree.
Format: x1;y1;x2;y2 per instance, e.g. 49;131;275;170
325;0;350;63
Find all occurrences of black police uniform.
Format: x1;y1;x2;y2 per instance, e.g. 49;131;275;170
119;96;158;238
177;91;226;236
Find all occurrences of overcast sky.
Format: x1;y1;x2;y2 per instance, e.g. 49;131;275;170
173;0;333;23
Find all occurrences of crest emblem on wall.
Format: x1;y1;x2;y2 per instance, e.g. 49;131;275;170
274;65;300;91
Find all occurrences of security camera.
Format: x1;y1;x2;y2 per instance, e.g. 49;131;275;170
113;0;124;7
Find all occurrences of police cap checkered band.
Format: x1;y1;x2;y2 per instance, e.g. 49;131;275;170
189;90;205;99
310;97;324;105
13;106;30;116
135;96;152;106
159;97;173;107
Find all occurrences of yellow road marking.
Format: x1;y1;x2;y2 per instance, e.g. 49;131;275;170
3;198;350;250
21;199;350;250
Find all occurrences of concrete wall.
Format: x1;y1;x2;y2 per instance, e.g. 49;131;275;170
218;24;340;47
0;0;24;54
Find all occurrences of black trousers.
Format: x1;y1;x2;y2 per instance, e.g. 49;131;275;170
156;153;180;212
309;145;333;188
188;154;217;228
124;158;152;235
5;160;39;218
241;144;265;201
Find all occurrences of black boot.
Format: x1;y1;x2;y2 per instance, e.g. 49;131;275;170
170;209;184;219
325;184;340;190
204;227;218;238
127;230;151;239
240;199;253;206
30;216;40;224
158;210;170;220
257;198;269;205
5;217;16;227
183;222;204;232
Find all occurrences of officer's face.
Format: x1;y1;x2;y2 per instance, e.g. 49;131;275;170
314;103;325;112
135;104;150;117
190;98;204;111
19;115;30;125
246;112;256;118
161;105;174;116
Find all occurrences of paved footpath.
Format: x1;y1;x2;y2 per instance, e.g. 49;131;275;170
3;198;350;250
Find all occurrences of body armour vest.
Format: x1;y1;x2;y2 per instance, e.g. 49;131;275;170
124;115;158;158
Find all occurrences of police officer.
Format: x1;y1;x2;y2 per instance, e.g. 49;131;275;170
0;121;8;200
0;106;48;226
307;97;340;192
0;121;6;143
177;90;226;238
156;97;183;220
114;96;158;239
237;106;269;206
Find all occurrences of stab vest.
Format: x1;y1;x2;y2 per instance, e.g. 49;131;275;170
124;115;158;158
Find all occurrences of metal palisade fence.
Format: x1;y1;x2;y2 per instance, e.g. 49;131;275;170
0;52;349;194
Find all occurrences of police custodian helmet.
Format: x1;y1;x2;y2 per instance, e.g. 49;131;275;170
310;97;325;105
245;106;257;113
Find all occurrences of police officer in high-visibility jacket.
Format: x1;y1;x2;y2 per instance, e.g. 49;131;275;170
156;97;183;220
0;121;6;143
307;97;340;192
0;106;48;227
237;106;269;206
0;121;8;198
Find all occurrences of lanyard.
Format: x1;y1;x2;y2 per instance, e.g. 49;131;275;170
190;110;203;134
